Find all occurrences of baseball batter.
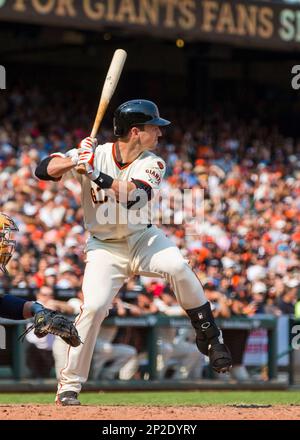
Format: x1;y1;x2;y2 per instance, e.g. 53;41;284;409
35;100;232;406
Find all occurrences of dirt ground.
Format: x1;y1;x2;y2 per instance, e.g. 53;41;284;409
0;404;299;420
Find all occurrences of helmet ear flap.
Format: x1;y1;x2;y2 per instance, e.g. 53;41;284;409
113;115;126;137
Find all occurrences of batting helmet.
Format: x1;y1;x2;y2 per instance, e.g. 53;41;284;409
0;213;18;274
113;99;170;137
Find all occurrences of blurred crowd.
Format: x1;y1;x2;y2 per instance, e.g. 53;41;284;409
1;85;299;319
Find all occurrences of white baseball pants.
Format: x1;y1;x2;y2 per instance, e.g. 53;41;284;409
57;226;206;395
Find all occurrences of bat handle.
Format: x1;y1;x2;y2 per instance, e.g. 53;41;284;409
75;163;87;175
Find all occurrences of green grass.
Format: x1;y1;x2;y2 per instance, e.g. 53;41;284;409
0;391;299;406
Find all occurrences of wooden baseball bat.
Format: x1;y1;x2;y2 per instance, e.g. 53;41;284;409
76;48;127;174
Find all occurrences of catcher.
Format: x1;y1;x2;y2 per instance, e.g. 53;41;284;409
0;213;81;347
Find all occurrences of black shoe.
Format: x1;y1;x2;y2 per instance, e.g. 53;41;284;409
57;391;81;406
208;343;232;373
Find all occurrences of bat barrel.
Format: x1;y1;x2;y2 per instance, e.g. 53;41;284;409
75;49;127;175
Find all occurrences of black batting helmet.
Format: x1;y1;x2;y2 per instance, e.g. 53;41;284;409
113;99;170;137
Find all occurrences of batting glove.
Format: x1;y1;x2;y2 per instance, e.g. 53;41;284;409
65;148;79;166
79;137;98;151
78;146;94;168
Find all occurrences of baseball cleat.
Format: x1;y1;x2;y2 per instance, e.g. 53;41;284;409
56;391;81;406
208;343;232;374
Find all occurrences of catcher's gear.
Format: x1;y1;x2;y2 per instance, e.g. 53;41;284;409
186;302;232;373
0;213;18;274
20;308;82;347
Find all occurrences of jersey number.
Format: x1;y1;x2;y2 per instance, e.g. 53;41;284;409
90;188;108;205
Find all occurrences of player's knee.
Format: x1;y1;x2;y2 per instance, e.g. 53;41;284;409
166;258;189;279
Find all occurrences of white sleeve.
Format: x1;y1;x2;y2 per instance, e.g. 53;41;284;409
132;158;166;189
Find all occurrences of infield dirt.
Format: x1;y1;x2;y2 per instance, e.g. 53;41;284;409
0;404;299;420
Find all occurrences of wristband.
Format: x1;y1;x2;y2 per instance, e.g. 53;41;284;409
93;172;113;189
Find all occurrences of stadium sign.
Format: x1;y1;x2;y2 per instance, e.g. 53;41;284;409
1;0;300;50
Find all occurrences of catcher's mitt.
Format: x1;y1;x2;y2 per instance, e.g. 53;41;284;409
20;309;82;347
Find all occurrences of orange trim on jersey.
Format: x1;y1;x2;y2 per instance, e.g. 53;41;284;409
112;143;144;170
112;143;132;169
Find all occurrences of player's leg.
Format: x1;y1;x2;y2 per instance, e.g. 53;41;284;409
57;246;129;404
131;226;232;373
52;336;69;380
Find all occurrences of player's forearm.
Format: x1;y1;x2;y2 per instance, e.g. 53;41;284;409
111;180;136;200
35;156;75;180
47;157;75;178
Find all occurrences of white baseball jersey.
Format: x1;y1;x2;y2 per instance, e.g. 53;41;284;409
61;143;166;241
